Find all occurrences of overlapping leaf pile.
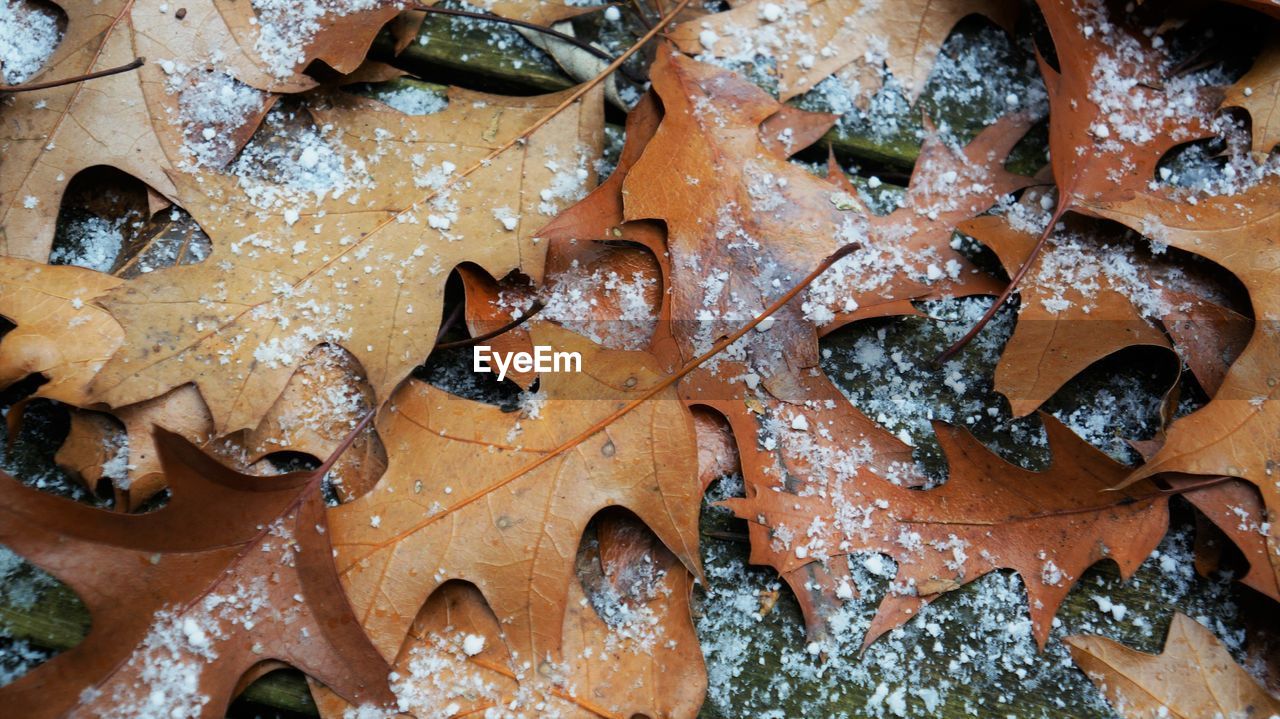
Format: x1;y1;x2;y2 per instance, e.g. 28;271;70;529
1;0;1279;716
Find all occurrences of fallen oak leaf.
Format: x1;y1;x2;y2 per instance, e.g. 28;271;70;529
625;52;1031;371
244;344;387;502
1160;292;1253;397
1175;476;1280;603
329;323;703;662
1034;0;1221;209
960;207;1207;416
0;222;380;508
1066;613;1280;719
667;0;1018;103
58;385;214;511
622;50;1031;636
693;406;740;491
942;0;1224;359
0;0;408;260
724;414;1171;650
463;242;663;353
315;514;705;719
1084;176;1280;591
81;0;702;436
55;344;385;511
53;410;123;497
329;231;865;663
89;83;605;435
0;418;395;718
689;375;921;637
453;91;836;382
814;112;1034;331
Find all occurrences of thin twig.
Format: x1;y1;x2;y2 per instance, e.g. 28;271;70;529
936;203;1068;363
435;300;545;350
0;57;145;94
702;530;751;543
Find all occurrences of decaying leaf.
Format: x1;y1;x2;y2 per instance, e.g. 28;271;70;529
329;323;701;662
90;85;603;434
315;514;705;718
1066;613;1280;719
1087;176;1280;592
724;415;1170;649
0;427;394;718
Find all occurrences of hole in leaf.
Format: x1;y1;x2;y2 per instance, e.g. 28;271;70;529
0;544;89;687
0;0;65;86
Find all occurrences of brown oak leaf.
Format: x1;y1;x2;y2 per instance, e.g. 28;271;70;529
724;414;1170;649
0;258;123;405
55;344;383;510
1066;613;1280;719
0;426;394;718
1035;0;1220;211
1224;40;1280;160
1177;477;1280;603
0;0;407;260
1087;176;1280;592
328;323;702;663
89;86;603;434
962;204;1247;415
315;514;705;718
620;50;1032;635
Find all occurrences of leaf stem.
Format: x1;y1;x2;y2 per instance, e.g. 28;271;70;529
935;202;1068;363
1157;475;1233;495
0;57;145;94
